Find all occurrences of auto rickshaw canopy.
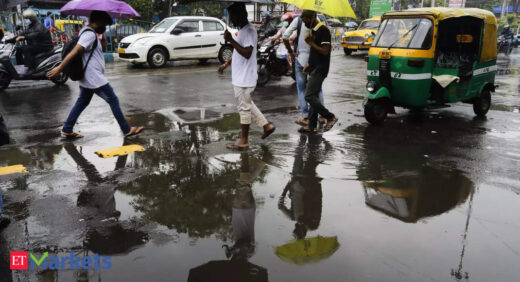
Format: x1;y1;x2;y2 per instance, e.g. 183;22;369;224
382;8;497;62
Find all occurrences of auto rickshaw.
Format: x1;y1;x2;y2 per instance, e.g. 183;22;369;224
364;8;497;125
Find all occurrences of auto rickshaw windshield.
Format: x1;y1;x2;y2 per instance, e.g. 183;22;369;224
374;18;433;49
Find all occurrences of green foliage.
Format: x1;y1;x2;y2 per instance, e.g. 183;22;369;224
123;0;154;21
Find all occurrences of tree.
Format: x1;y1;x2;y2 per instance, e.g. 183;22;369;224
124;0;155;21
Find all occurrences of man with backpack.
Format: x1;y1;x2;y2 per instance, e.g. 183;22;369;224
47;11;143;138
283;13;325;127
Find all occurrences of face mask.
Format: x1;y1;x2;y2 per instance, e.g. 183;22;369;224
95;26;106;34
283;21;289;28
304;21;312;29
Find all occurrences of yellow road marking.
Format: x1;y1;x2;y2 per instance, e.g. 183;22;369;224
95;144;145;158
0;165;28;176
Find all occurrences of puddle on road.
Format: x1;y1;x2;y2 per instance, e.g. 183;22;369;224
1;102;520;281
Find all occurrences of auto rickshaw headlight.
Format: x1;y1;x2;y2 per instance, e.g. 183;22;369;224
366;81;378;93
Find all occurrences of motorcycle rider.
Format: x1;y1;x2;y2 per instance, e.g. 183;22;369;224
258;11;277;39
15;9;54;74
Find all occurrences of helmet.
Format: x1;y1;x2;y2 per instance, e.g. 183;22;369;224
504;24;510;30
22;9;38;22
281;12;293;22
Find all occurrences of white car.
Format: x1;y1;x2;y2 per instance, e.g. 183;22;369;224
118;16;237;68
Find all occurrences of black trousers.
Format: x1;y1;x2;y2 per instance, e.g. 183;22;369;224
15;45;45;69
304;70;334;129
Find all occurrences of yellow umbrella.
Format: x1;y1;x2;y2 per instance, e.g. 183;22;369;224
275;236;340;265
281;0;356;19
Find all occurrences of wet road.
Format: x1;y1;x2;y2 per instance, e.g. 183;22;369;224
0;49;519;282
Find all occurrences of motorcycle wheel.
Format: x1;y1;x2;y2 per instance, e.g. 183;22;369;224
0;71;11;91
257;63;271;87
51;71;69;85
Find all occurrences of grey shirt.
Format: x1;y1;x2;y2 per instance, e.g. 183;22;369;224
77;27;108;89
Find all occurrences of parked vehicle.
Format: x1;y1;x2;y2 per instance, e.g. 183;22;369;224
342;16;380;55
364;8;497;125
0;35;68;90
118;16;238;68
256;39;294;87
498;35;513;55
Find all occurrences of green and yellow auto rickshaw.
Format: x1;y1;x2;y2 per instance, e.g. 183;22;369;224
364;8;497;125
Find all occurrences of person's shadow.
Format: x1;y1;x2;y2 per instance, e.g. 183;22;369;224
278;134;331;239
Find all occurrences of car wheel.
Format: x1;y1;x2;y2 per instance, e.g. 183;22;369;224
218;45;234;64
364;99;388;125
344;48;353;56
0;71;12;91
147;47;168;68
473;89;491;117
51;71;69;85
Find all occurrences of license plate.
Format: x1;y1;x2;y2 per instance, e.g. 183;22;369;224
118;49;125;54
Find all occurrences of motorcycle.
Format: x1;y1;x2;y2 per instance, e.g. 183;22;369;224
498;35;513;56
257;39;295;87
0;34;68;90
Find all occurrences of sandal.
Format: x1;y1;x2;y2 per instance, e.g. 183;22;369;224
226;143;249;150
261;123;276;139
125;126;144;137
323;117;338;132
319;117;327;124
61;131;84;139
298;127;317;134
295;118;309;126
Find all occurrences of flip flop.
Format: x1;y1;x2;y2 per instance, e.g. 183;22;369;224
226;143;249;150
298;127;317;134
261;123;276;139
61;131;84;139
323;117;339;132
295;119;309;126
125;126;144;137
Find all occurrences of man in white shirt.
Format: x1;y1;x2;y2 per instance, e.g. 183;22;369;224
283;15;325;126
47;11;143;138
218;3;275;150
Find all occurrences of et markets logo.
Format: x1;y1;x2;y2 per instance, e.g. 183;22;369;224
10;251;112;270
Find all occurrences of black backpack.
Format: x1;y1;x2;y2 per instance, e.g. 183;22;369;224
62;28;98;81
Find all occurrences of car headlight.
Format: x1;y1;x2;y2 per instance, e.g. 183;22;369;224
366;81;378;93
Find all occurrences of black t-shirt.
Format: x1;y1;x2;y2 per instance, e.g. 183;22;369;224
308;24;331;76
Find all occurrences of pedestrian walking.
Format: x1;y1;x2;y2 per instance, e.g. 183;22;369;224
283;13;326;127
297;10;338;133
218;3;275;150
47;11;143;139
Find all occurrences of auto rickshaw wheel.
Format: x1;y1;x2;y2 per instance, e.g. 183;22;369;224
364;99;388;125
473;89;491;117
343;48;352;56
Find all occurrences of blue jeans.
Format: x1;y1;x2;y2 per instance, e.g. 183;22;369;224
62;84;131;134
295;60;324;119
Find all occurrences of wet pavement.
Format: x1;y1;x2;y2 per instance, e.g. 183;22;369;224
0;49;519;282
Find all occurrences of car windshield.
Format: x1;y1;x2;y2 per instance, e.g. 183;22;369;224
359;20;379;30
149;19;178;33
374;18;433;49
